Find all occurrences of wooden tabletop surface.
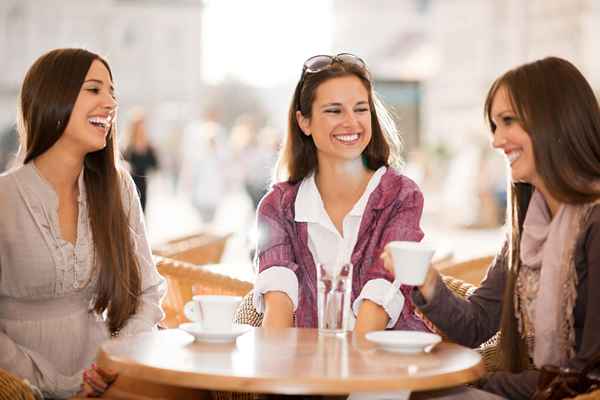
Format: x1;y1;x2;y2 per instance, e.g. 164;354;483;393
97;328;485;395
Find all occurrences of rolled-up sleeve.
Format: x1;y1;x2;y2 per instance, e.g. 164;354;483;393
253;267;299;313
118;172;166;336
352;278;405;328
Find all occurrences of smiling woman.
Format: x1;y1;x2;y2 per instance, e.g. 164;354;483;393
0;48;166;399
252;53;430;336
382;57;600;400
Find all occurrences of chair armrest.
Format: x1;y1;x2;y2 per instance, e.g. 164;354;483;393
233;292;263;328
441;274;478;299
571;389;600;400
0;368;39;400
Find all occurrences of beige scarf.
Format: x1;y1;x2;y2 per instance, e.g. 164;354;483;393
516;190;598;368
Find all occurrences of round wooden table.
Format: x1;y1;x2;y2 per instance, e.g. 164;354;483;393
97;328;485;397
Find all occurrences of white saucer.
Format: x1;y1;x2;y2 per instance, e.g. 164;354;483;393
365;330;441;354
178;323;252;343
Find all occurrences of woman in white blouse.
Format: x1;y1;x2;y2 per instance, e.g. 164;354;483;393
0;48;165;398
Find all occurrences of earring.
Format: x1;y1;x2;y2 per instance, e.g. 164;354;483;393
56;120;63;129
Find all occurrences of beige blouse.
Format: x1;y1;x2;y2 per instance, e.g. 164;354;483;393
0;162;166;399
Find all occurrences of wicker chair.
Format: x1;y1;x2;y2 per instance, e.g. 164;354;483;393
435;255;495;286
156;256;253;328
153;231;232;265
0;369;39;400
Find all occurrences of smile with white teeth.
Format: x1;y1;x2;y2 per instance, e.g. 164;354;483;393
334;133;359;143
88;116;111;129
507;150;522;165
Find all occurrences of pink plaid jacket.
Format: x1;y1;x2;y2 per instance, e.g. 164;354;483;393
255;168;431;331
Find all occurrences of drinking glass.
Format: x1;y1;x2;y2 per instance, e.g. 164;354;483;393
317;262;352;335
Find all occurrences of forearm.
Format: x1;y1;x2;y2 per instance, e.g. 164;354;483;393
354;299;389;335
413;274;501;347
262;291;294;328
118;279;166;336
1;332;81;398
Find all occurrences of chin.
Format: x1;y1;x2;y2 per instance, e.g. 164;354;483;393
86;141;108;154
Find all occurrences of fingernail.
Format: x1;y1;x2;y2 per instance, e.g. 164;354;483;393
92;363;97;369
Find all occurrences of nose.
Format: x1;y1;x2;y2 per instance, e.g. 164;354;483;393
342;110;360;128
492;129;507;149
101;93;118;117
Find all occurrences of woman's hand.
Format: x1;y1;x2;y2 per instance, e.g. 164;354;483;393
76;363;117;397
380;245;440;302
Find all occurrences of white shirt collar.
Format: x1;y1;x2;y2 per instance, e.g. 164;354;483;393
295;166;386;223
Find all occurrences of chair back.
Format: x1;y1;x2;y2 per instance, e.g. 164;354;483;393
153;231;231;265
436;255;494;286
156;256;253;328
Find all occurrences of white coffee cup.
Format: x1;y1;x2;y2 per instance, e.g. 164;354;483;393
387;241;436;285
183;295;242;332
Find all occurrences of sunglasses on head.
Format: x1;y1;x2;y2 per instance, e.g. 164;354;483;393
296;53;369;113
301;53;368;77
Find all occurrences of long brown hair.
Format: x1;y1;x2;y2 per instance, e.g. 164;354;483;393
275;58;402;183
484;57;600;371
17;48;141;334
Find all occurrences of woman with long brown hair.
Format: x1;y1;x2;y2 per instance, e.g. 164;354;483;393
384;57;600;399
0;48;165;398
254;53;431;334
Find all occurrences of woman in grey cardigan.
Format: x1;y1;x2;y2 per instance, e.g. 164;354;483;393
384;57;600;400
0;48;165;398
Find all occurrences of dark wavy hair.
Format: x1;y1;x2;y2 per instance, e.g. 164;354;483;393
274;58;403;183
17;48;141;334
484;56;600;372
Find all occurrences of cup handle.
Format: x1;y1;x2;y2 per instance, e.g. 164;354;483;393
183;301;202;322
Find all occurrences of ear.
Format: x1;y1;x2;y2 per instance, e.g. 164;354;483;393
296;110;311;136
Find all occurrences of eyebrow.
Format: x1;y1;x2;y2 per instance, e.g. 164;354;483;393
84;79;115;93
320;100;369;109
492;109;516;118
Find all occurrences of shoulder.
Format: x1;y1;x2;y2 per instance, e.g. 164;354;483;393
0;166;18;184
0;165;26;200
587;203;600;223
583;202;600;236
117;168;139;206
375;168;424;209
257;180;301;215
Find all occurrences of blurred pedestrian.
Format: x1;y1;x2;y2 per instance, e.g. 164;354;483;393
124;108;159;212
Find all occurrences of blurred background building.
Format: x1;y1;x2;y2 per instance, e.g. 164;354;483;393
2;0;599;263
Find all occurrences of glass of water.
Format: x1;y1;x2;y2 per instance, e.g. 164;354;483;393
317;262;352;335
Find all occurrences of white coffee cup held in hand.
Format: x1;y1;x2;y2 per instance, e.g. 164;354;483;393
183;295;242;332
387;241;436;285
